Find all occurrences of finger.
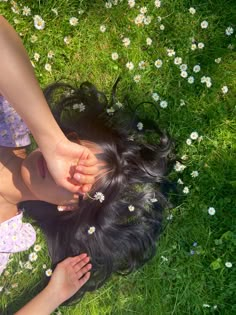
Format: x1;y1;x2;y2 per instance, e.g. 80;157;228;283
73;256;90;271
78;271;91;288
70;254;89;267
80;184;92;193
79;154;98;167
75;165;98;176
76;263;92;278
73;173;96;185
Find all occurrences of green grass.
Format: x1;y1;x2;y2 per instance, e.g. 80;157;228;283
0;0;236;314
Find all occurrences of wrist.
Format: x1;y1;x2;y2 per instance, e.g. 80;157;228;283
44;283;64;307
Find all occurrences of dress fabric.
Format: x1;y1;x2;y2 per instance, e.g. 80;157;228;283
0;95;31;147
0;96;35;276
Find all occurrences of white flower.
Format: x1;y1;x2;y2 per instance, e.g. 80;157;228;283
73;102;86;112
100;25;106;32
34;244;42;252
140;6;147;14
45;63;52;72
33;15;45;30
88;226;96;234
215;57;221;64
167;49;175;57
206;81;212;88
42;264;47;269
221;86;228;94
160;100;168;108
24;261;33;270
126;61;134;70
191;171;199;178
133;75;141;83
201;20;208;29
174;161;186;172
174;57;182;65
139;60;147;69
198;42;205;49
122;37;130;47
154;0;161;8
160;24;165;30
157;16;162;22
203;304;210;308
144;16;152;25
128;205;135;212
0;287;3;292
94;192;105;203
22;6;31;16
186;138;192;145
150;198;158;203
193;65;201;73
111;52;119;60
180;99;185;106
189;7;196;14
228;44;234;50
190;131;199;140
152;93;160;101
167;214;173;220
225;26;234;36
201;76;206;83
107;107;115;115
128;0;135;8
69;17;78;26
183;186;189;194
11;283;18;288
191;43;197;51
180;71;188;78
208;207;216;215
146;37;152;45
34;53;40;62
29;252;38;262
13;18;20;24
180;64;188;71
181;154;188;160
51;8;58;15
64;36;71;45
188;76;194;84
105;2;112;8
177;178;184;185
30;35;38;43
45;269;52;277
47;51;55;59
225;262;232;268
155;59;163;68
115;101;123;108
137;122;143;130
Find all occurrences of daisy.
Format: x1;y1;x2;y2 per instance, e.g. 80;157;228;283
64;36;71;45
34;53;40;62
33;244;42;252
221;86;228;94
215;57;221;64
45;63;52;72
122;37;131;47
174;57;182;65
100;25;106;32
126;61;134;70
29;252;38;262
128;205;135;212
174;161;186;172
154;0;161;8
225;26;234;36
188;76;194;84
198;42;205;49
128;0;135;8
180;71;188;78
201;20;208;29
144;16;152;25
88;226;96;234
183;186;189;194
30;35;38;43
33;15;45;30
105;2;112;8
155;59;163;68
191;43;197;51
22;6;31;16
167;49;175;57
47;51;55;59
160;100;168;108
45;269;52;277
146;37;152;45
189;7;196;14
94;192;105;203
69;17;78;26
73;102;86;112
152;93;160;101
160;24;165;30
180;64;188;71
135;14;144;25
190;131;198;140
186;138;192;145
177;178;184;185
193;65;201;73
133;75;141;83
111;52;119;60
191;171;199;178
139;60;147;69
137;122;143;130
225;262;232;268
208;207;216;215
140;7;147;14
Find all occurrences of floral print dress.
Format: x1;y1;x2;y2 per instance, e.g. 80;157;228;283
0;96;36;275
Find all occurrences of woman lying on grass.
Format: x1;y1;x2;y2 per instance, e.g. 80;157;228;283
0;15;173;310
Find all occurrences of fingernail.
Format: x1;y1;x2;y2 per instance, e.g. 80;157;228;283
57;206;64;211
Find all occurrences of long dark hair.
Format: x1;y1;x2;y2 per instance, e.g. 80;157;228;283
22;81;173;303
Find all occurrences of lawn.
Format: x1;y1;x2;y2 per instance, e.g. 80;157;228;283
0;0;235;314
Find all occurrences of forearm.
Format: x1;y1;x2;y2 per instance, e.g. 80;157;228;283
0;16;65;153
15;285;62;315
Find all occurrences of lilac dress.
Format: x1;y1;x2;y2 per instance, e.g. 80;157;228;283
0;96;36;276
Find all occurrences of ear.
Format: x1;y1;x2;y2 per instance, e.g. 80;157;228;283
57;204;78;212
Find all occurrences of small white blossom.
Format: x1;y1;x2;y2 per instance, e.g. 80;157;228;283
152;93;160;101
123;37;130;47
73;102;86;112
181;154;188;161
160;24;165;30
45;269;52;277
34;244;42;252
128;0;135;8
186;138;192;145
190;131;199;140
177;178;184;185
225;262;232;268
47;50;55;59
111;52;119;60
33;15;45;30
221;86;228;94
107;107;115;115
181;71;188;78
155;59;163;68
34;53;40;62
126;61;134;70
191;43;197;51
189;7;196;14
208;207;216;215
115;101;123;108
150;198;158;203
180;64;188;71
174;57;182;65
69;17;78;26
144;16;152;25
11;283;18;288
203;304;210;308
193;65;201;73
64;36;71;45
167;49;175;57
94;192;105;203
105;2;112;8
154;0;161;8
100;25;106;32
29;252;38;262
157;16;162;22
188;76;194;84
45;63;52;72
191;171;199;178
140;7;147;14
146;37;152;45
160;100;168;108
201;20;208;29
139;60;147;69
42;264;47;269
198;42;205;49
180;99;185;106
88;226;96;234
30;35;38;43
174;161;186;172
167;214;173;220
133;75;141;83
215;57;221;64
128;205;135;212
22;6;31;16
24;261;33;270
183;186;189;194
225;26;234;36
137;122;143;130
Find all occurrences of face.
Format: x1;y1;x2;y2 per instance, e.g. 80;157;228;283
21;140;104;206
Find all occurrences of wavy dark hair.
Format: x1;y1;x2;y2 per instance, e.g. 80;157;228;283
21;80;173;304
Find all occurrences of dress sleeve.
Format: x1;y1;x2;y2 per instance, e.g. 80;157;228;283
0;95;31;147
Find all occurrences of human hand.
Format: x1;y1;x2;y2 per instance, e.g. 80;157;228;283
47;254;92;304
44;138;98;194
